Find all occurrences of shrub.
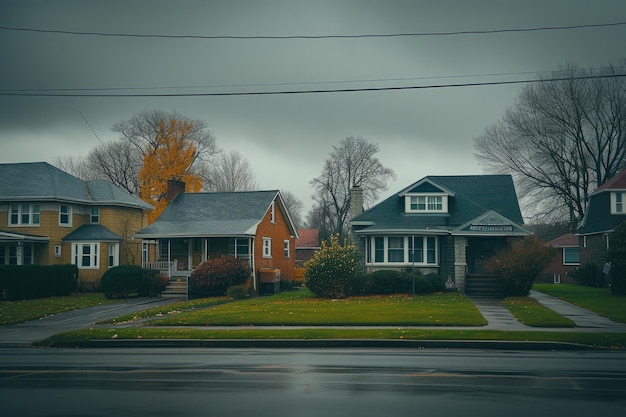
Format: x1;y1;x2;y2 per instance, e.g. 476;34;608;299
101;265;149;299
570;263;603;287
0;264;78;300
304;234;356;298
227;285;252;299
346;270;443;296
484;236;556;296
608;221;626;295
279;279;300;292
190;256;250;297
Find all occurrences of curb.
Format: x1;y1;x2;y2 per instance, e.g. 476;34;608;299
48;338;600;350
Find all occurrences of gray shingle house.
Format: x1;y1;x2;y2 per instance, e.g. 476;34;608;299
577;168;626;267
350;175;531;293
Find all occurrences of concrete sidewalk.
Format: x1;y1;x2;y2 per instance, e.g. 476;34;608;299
1;291;625;348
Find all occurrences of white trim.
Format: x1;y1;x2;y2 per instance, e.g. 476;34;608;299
59;204;72;227
71;242;100;270
262;237;272;258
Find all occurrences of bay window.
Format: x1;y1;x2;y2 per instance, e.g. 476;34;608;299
366;235;438;265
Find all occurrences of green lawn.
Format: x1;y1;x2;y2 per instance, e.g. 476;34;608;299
502;297;575;327
37;327;626;349
0;293;118;325
533;284;626;323
144;289;487;327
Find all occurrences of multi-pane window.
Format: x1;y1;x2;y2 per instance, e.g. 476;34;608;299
263;238;272;258
91;208;100;223
387;237;404;263
8;204;40;226
408;196;444;212
613;192;625;214
368;236;438;265
108;243;119;268
284;240;290;258
59;205;71;226
270;202;276;223
73;243;99;269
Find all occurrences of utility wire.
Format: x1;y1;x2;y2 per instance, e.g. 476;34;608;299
1;74;624;97
0;21;625;39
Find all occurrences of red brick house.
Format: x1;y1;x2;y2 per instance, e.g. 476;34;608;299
538;233;580;284
133;180;299;294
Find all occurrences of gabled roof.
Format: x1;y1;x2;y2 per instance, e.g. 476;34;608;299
296;229;320;249
133;190;298;238
547;233;579;248
352;175;527;236
577;168;626;235
591;168;626;195
62;224;123;242
0;162;152;210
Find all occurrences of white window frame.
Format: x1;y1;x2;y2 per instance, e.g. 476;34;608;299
8;203;40;226
108;243;119;268
270;201;276;224
283;240;290;258
72;242;99;269
263;237;272;258
611;192;625;214
91;208;100;224
405;194;448;214
366;235;438;266
59;204;72;227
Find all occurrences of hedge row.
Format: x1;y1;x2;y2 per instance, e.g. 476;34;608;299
0;264;78;300
346;270;444;296
101;265;168;299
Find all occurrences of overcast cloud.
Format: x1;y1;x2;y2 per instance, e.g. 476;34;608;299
1;0;625;215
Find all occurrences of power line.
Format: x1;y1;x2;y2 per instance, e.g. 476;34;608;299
1;74;624;98
3;66;625;93
1;21;625;40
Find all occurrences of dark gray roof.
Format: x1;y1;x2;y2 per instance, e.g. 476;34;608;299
577;187;626;235
0;162;152;210
133;190;284;238
62;224;123;242
352;175;527;235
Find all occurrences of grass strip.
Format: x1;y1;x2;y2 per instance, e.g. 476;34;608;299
533;284;626;323
0;293;118;326
97;297;231;324
503;297;575;327
37;327;626;349
143;290;487;327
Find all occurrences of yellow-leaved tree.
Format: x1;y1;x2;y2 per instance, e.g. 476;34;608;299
139;119;203;223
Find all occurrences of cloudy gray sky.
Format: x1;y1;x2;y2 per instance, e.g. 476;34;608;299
1;0;625;215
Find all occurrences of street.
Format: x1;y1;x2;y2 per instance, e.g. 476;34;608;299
1;348;625;416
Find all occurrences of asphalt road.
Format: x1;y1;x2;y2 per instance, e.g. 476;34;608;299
1;347;625;417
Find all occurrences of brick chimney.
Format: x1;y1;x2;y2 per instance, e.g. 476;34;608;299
349;185;364;220
166;178;186;202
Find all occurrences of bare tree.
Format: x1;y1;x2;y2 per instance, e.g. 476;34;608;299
308;136;395;239
474;63;626;230
56;140;142;195
280;190;304;230
112;109;218;163
199;150;258;192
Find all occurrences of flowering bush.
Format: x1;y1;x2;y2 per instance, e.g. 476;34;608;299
484;236;555;296
304;234;356;298
190;256;250;297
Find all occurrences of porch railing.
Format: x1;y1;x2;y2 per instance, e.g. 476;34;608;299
143;260;178;274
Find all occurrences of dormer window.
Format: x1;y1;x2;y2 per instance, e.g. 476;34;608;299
406;195;447;213
611;192;626;214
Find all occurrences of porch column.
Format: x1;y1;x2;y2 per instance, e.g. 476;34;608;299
16;241;23;266
454;236;467;293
